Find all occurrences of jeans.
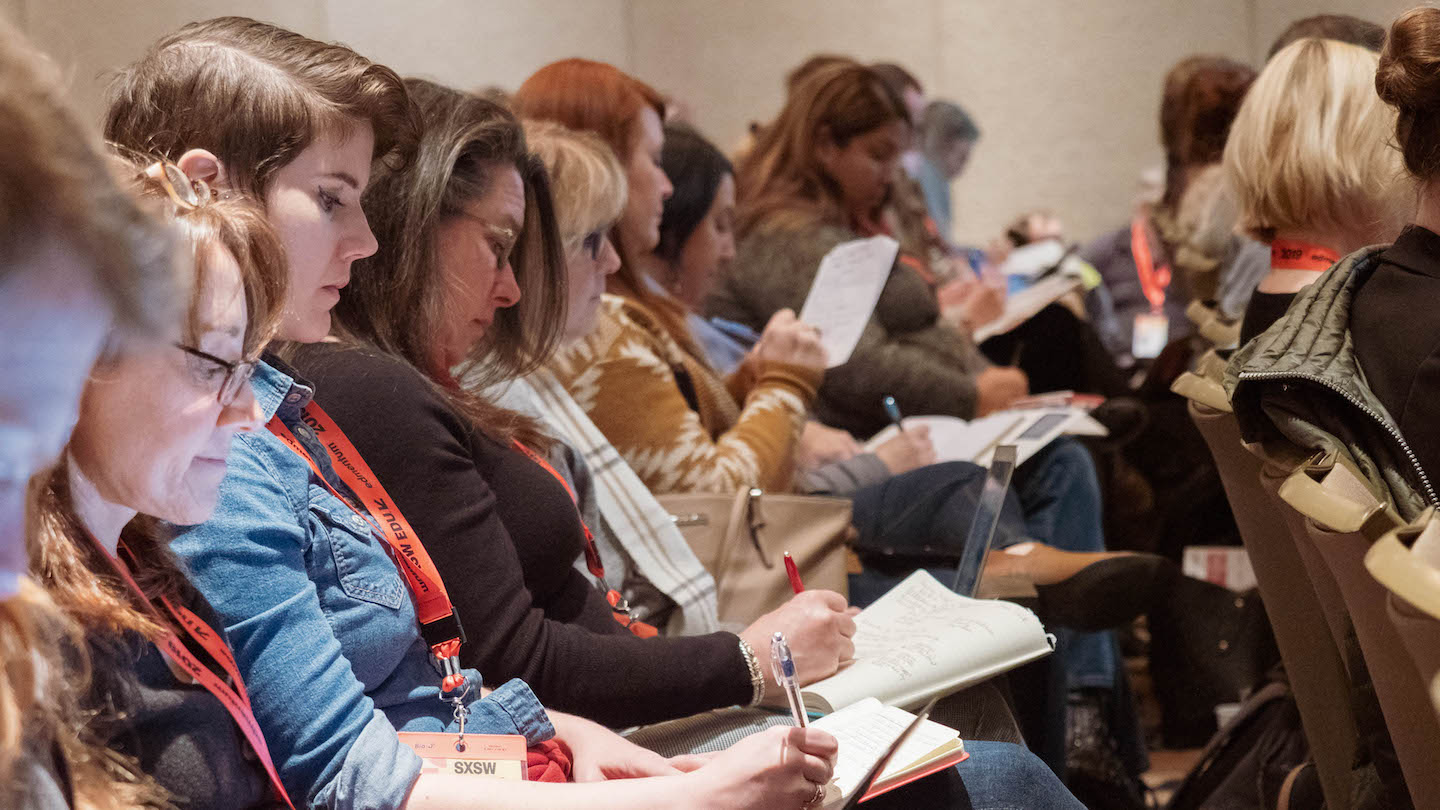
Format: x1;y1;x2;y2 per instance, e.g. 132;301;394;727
864;741;1084;809
849;439;1143;774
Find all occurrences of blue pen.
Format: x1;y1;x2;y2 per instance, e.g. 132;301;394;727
882;395;908;436
770;631;808;727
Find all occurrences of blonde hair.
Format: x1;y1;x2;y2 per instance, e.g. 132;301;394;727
1224;37;1411;244
523;120;628;252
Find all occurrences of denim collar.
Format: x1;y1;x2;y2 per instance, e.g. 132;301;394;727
255;351;316;424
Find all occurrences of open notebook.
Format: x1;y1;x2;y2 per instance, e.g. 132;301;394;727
801;569;1053;714
865;407;1106;468
814;698;967;807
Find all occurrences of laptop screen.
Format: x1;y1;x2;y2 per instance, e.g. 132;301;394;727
950;444;1018;596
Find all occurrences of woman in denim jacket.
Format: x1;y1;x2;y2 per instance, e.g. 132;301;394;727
115;17;835;810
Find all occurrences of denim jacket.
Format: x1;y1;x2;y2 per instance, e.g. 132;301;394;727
170;358;553;809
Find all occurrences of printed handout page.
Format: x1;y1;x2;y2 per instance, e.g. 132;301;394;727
798;235;900;368
801;570;1052;713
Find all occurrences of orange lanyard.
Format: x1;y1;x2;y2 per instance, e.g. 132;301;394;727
92;536;295;810
1269;239;1339;272
266;404;468;692
509;440;656;638
1130;217;1171;314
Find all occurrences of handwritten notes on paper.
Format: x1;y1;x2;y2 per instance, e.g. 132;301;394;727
802;570;1051;712
798;235;900;368
812;698;962;801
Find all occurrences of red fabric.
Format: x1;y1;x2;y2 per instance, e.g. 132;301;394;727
526;740;573;782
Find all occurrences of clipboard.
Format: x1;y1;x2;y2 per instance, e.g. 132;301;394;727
838;696;941;809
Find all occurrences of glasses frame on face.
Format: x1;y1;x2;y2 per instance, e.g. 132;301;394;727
174;343;258;407
456;212;518;271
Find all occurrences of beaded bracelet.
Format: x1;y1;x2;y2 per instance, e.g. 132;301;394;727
738;637;765;706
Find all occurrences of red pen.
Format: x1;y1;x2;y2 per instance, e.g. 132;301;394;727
784;551;805;594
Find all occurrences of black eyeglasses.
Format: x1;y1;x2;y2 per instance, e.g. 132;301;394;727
175;344;258;406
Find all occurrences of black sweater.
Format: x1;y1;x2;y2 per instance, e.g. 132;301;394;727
294;344;749;726
1352;226;1440;488
87;587;275;809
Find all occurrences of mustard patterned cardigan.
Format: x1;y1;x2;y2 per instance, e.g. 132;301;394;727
547;293;820;495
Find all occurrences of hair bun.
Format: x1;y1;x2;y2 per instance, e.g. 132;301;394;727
1377;7;1440;115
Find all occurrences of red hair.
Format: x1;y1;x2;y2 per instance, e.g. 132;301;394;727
512;58;665;164
513;59;686;336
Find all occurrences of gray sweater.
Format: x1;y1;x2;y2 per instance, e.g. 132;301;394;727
707;221;991;435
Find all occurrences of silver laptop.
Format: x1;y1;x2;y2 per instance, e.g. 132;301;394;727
950;444;1018;597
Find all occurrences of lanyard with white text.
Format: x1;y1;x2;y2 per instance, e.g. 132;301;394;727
510;440;657;638
1130;216;1171;314
93;535;296;810
266;404;469;695
1270;239;1340;272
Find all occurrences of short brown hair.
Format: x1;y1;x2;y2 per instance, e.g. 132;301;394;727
336;79;565;447
1268;13;1385;58
103;16;418;199
1159;55;1257;209
1377;7;1440;182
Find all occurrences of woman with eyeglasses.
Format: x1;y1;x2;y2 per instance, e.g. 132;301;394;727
0;19;183;809
28;162;292;809
116;19;838;810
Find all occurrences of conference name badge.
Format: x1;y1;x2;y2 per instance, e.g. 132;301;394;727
1132;313;1169;360
397;732;528;779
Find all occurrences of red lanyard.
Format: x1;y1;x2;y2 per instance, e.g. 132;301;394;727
1130;217;1171;314
266;404;468;692
510;440;657;638
90;535;295;810
1270;239;1340;272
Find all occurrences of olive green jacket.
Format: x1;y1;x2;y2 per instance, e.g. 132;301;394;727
1224;245;1436;521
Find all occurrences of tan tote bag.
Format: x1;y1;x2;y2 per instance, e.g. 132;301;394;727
658;488;852;627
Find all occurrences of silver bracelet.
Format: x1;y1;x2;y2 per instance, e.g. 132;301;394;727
738;637;765;706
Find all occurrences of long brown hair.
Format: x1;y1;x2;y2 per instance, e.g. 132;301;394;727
511;59;679;330
335;79;565;448
735;61;909;238
27;171;287;809
103;16;418;199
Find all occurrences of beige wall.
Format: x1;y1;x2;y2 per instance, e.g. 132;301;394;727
8;0;1421;245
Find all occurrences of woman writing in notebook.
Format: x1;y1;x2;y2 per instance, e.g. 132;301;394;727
513;56;1152;795
290;77;1082;807
514;59;1169;627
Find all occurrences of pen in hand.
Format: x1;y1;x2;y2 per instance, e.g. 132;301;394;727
771;631;808;727
784;550;805;594
882;395;906;436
